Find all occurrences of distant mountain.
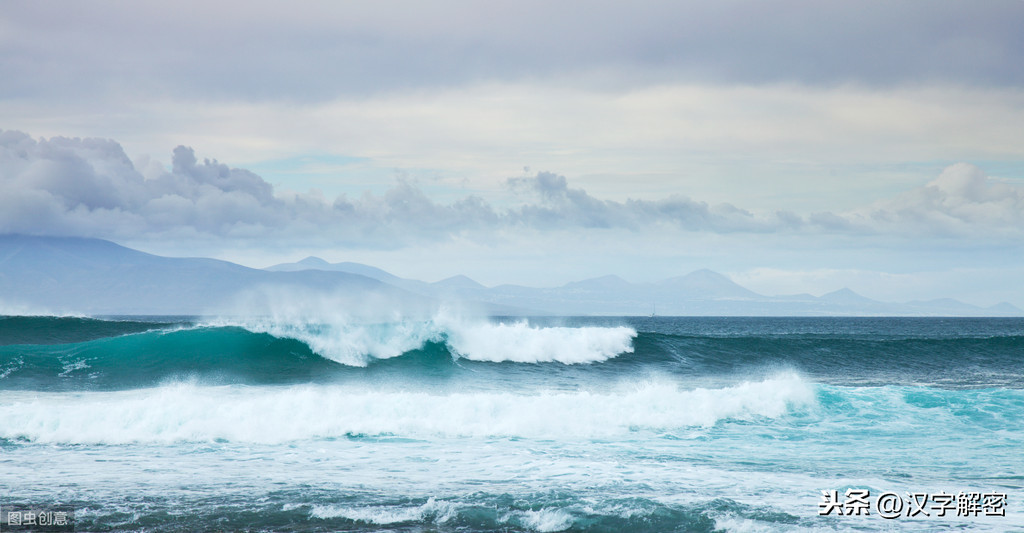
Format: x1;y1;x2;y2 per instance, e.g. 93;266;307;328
4;235;1018;317
292;256;333;269
899;298;1024;317
261;252;1023;316
652;269;761;300
820;287;877;304
266;257;483;298
0;235;408;315
989;302;1023;314
268;256;550;316
433;275;486;291
267;257;404;284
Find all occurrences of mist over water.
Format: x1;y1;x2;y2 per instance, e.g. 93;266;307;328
1;308;1022;531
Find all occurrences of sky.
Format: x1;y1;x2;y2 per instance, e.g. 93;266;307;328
2;0;1024;307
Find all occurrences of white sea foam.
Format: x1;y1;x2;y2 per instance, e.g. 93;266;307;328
503;508;575;532
0;356;23;379
444;320;634;364
310;497;457;524
0;374;814;444
205;316;439;366
206;299;636;366
58;358;91;376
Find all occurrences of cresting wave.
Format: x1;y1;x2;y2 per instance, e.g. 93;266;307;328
0;374;814;444
206;290;638;365
204;313;637;366
0;315;639;389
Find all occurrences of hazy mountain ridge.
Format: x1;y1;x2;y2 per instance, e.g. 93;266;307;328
0;236;1018;316
265;254;1022;317
0;235;399;315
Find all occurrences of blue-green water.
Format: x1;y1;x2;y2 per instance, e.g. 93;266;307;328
1;315;1022;531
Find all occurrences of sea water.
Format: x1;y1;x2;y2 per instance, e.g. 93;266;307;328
1;314;1022;531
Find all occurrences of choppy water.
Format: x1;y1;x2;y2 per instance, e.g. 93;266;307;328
1;314;1022;531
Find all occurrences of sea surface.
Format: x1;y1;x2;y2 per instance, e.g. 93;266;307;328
1;314;1022;532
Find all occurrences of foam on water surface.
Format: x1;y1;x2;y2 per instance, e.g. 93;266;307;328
0;373;814;444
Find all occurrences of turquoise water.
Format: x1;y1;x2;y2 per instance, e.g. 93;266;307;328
1;315;1022;531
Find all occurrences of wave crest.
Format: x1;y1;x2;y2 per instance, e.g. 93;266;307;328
445;320;635;364
206;312;636;366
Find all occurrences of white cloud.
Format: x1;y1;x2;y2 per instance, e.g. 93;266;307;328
847;163;1024;238
4;131;1023;249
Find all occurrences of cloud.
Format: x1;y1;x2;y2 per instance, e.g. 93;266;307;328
3;1;1023;108
5;79;1023;205
0;131;290;239
847;163;1024;237
507;171;793;232
1;131;786;245
0;132;506;245
2;131;1023;250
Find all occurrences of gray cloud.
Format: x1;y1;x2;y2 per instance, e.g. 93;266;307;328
507;171;787;232
3;1;1022;106
0;131;787;245
2;132;1022;249
0;131;506;245
0;131;286;238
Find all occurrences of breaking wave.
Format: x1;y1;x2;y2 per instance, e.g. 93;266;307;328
209;314;635;366
0;374;814;444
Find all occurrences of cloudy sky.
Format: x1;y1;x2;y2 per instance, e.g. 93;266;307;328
2;0;1024;306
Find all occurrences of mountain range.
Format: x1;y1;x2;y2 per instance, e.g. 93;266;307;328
0;235;398;315
267;255;1021;317
0;234;1019;316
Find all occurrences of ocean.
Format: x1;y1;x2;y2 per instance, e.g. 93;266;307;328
1;313;1021;532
